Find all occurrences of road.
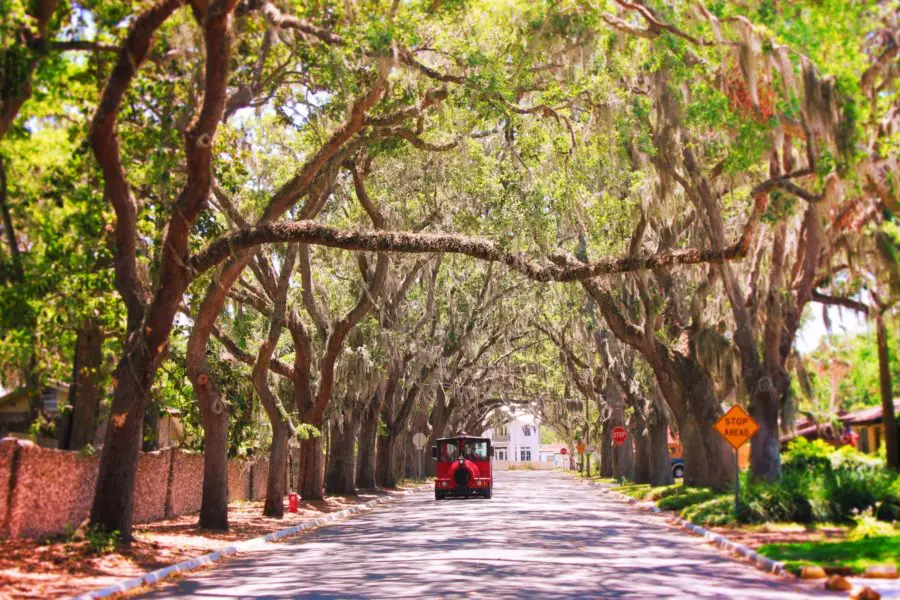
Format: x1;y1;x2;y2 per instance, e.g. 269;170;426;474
140;471;830;599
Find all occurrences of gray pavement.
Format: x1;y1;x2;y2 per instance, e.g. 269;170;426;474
139;471;834;599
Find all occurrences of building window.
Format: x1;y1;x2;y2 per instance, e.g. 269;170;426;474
520;449;531;461
497;425;508;437
522;425;532;437
41;388;58;413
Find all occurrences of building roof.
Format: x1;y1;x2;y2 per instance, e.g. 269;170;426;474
843;399;900;425
492;407;538;426
540;444;567;453
781;399;900;442
0;387;28;409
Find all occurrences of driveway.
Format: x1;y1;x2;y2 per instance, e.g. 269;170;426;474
139;471;831;598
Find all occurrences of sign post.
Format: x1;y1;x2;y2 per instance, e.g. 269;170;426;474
714;405;759;519
576;442;585;472
412;433;428;480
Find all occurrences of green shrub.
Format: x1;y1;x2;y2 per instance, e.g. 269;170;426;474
615;483;652;500
739;439;900;524
658;489;720;511
848;507;896;541
782;438;833;473
644;483;686;502
682;496;735;526
85;526;120;554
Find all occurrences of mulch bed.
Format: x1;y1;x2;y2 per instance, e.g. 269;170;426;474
0;489;406;599
706;523;849;548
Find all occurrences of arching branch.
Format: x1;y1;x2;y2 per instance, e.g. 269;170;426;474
189;219;757;283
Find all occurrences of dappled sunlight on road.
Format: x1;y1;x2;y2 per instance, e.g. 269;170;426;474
139;472;834;599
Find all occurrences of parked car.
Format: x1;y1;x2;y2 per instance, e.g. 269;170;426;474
671;458;684;479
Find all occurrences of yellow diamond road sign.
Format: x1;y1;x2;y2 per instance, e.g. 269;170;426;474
714;405;759;450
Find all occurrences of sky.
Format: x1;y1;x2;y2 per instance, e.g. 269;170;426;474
794;302;870;355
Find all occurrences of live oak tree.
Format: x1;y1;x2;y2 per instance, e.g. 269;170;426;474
2;0;895;541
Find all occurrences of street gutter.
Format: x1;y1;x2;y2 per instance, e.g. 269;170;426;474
70;485;430;600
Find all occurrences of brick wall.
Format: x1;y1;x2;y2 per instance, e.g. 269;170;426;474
227;458;251;502
134;449;172;524
0;439;286;539
5;440;98;538
251;458;269;501
166;450;204;516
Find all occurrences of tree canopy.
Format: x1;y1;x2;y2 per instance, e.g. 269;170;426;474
0;0;897;539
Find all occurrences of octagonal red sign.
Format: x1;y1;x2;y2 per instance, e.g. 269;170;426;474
611;426;628;446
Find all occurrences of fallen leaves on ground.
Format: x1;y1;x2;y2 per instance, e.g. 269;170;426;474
0;489;405;599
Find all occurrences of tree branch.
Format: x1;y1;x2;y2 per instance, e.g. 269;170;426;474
811;291;869;315
190;221;755;283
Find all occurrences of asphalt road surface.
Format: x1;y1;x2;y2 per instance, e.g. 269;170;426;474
139;471;832;599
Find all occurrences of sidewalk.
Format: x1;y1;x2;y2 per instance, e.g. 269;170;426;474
0;488;414;599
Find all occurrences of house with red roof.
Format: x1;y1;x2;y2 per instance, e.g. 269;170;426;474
781;398;900;455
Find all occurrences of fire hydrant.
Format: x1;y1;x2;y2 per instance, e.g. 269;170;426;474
288;493;299;513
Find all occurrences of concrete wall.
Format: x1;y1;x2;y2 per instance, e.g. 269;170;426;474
492;460;558;471
0;439;284;539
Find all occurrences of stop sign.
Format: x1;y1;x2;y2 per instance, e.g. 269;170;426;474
560;447;568;455
611;426;628;446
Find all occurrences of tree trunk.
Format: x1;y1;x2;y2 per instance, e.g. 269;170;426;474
192;365;230;530
605;381;634;481
394;427;408;481
291;444;305;493
325;408;358;495
423;394;448;478
877;314;898;470
584;413;591;477
423;425;445;477
659;356;734;490
89;346;152;541
376;429;397;488
748;381;782;482
631;410;650;484
263;423;289;517
199;391;230;529
647;408;673;487
611;424;634;482
356;394;381;489
59;319;104;450
584;281;733;489
299;426;325;499
599;421;613;477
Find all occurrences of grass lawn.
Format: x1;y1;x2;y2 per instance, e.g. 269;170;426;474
758;535;900;574
601;480;736;524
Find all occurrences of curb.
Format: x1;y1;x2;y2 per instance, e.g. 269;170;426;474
71;486;428;600
578;478;789;578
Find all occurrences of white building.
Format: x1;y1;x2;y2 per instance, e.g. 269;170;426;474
539;443;571;469
482;410;540;463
